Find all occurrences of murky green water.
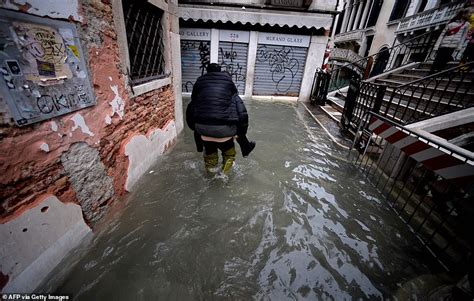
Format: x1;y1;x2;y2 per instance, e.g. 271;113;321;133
46;101;446;300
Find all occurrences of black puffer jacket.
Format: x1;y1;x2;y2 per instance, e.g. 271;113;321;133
186;71;248;136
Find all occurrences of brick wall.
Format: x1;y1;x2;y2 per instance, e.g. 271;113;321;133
0;0;177;225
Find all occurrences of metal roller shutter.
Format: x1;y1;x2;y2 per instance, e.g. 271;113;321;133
181;40;210;93
253;45;308;96
218;41;248;95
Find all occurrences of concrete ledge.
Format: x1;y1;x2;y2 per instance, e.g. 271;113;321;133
1;196;91;293
407;107;474;160
132;77;172;97
252;96;298;103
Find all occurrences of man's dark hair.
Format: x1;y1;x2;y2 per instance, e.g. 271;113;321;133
207;63;221;73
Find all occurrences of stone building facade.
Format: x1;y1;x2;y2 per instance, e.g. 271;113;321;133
331;0;466;68
177;0;338;101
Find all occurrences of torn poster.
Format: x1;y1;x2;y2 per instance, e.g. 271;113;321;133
0;9;95;127
11;22;72;84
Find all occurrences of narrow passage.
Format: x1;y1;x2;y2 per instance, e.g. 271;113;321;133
47;101;446;300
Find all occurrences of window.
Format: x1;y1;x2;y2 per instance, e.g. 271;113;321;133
416;0;428;13
389;0;409;21
335;9;345;35
122;0;166;85
367;0;383;27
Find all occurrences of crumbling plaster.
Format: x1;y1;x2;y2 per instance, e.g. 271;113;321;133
0;0;83;21
1;0;178;222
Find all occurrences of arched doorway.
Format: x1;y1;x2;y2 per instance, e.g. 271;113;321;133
370;46;390;77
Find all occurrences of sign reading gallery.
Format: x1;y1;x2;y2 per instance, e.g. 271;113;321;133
179;28;211;41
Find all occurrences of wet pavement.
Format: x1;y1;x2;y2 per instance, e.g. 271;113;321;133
43;100;448;300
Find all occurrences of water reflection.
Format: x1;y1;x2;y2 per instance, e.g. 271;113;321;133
45;101;444;300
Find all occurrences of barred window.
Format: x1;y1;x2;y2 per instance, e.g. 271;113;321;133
122;0;166;85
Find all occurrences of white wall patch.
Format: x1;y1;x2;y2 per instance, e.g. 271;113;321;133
76;70;87;79
0;195;91;292
109;85;125;120
0;0;83;22
124;121;177;191
71;113;94;137
105;115;112;125
40;143;50;152
50;121;58;132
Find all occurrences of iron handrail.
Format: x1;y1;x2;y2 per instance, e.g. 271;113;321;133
351;111;474;161
394;61;474;89
330;30;436;75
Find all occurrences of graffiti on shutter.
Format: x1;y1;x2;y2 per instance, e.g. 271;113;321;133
218;42;248;95
253;45;307;96
180;40;210;93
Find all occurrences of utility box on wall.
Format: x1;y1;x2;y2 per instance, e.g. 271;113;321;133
0;9;95;126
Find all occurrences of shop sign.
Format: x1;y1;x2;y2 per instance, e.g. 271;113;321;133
270;0;303;6
219;30;250;43
258;32;310;47
179;28;211;41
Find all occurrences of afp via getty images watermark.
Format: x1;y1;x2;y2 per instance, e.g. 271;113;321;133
1;294;71;301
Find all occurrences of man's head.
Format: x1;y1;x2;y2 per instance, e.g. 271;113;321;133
207;63;221;73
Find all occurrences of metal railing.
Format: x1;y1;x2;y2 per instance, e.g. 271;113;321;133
350;111;474;274
341;62;474;132
396;1;465;33
311;30;440;105
123;0;166;85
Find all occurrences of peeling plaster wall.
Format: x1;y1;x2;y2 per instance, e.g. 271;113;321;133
0;195;91;293
0;0;83;22
61;143;115;223
0;0;179;292
125;121;177;191
0;0;178;223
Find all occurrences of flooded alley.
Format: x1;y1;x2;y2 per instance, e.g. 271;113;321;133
45;101;446;300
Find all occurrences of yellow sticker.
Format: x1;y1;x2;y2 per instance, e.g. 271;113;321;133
68;45;80;60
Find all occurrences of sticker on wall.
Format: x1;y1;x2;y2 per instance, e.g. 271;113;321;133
0;9;95;126
6;60;22;76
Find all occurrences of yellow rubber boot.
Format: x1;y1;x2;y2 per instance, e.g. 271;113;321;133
204;152;219;173
222;147;236;175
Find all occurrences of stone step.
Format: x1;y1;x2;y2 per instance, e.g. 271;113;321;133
402;68;474;79
388;73;423;82
350;89;470;125
358;89;468;114
374;78;473;96
389;71;474;86
384;86;473;105
320;104;343;122
326;95;345;112
417;61;459;70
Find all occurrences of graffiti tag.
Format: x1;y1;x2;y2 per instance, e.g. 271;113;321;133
257;45;300;93
219;43;246;92
36;85;90;114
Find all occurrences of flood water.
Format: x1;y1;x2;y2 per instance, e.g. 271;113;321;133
46;101;447;300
